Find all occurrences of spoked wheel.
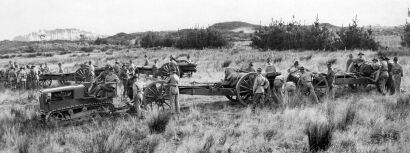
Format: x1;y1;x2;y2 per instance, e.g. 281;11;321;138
160;63;180;80
143;81;171;110
312;74;329;100
236;73;258;106
46;111;66;124
75;67;93;83
39;79;52;88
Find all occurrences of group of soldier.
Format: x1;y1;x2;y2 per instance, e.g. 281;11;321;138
84;55;181;115
346;52;403;95
2;61;57;89
226;52;404;113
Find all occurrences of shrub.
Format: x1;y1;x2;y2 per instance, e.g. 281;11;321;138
336;102;356;131
401;23;410;47
251;16;379;51
337;18;379;50
147;111;171;134
94;37;108;45
175;28;229;49
80;47;94;52
305;120;334;152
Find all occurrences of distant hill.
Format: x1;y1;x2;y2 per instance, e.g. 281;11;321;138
209;21;259;33
13;29;106;41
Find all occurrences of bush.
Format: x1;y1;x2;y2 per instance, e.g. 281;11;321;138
305;120;334;152
94;37;108;45
140;32;176;48
401;23;410;47
147;111;171;134
336;102;356;131
80;47;94;52
337;18;379;50
251;16;379;51
175;28;229;49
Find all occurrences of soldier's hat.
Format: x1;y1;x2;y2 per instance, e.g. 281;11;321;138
372;58;378;62
358;52;364;55
257;68;262;72
379;56;385;60
249;62;253;66
294;61;299;66
299;66;305;70
326;61;332;66
393;57;398;61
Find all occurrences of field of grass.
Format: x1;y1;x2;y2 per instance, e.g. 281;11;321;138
0;46;409;152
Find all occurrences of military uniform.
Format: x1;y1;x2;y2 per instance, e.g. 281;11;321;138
326;66;336;99
144;58;150;66
346;58;353;72
119;68;130;97
7;68;17;88
378;60;389;95
132;80;144;115
165;73;180;114
252;73;269;112
391;63;403;93
28;67;39;89
17;68;28;89
300;71;319;103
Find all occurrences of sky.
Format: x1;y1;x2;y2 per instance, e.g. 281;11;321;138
0;0;409;40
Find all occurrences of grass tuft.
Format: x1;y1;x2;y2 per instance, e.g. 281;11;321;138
305;120;334;152
147;111;172;134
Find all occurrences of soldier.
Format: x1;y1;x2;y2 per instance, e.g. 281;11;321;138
119;65;130;98
28;66;39;89
144;55;150;66
386;57;396;95
44;63;50;74
326;62;336;99
252;68;269;113
288;61;301;74
300;67;319;104
132;76;144;116
165;69;180;114
377;56;389;96
152;59;159;78
246;62;256;72
187;55;192;63
58;63;64;73
7;67;17;89
391;57;403;94
169;55;179;75
17;67;28;89
265;57;276;73
357;52;366;63
113;61;120;75
129;60;135;76
91;66;119;97
9;61;14;69
346;54;353;72
14;62;18;69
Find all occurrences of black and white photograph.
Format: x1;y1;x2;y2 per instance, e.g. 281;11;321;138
0;0;410;152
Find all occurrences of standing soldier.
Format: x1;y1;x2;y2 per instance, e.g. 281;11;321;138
165;69;180;114
14;62;18;70
28;66;39;89
144;55;150;66
39;64;44;74
265;57;276;73
132;76;144;117
152;59;159;78
170;55;179;76
300;67;319;104
187;55;192;63
377;56;389;96
252;68;269;113
288;61;301;74
346;54;353;72
246;62;256;72
17;67;28;89
129;60;135;76
113;61;120;75
386;57;396;95
58;63;64;73
88;61;95;82
326;62;336;99
391;57;403;94
7;67;17;89
119;65;130;99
